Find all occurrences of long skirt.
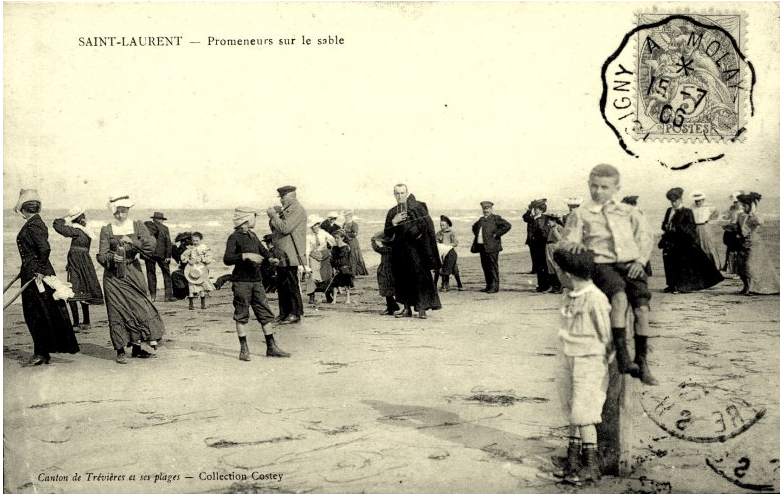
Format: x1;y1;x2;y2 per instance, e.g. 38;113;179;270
103;261;165;350
662;243;724;292
21;281;80;357
391;246;441;311
696;224;721;269
66;248;104;305
346;238;369;276
745;236;780;294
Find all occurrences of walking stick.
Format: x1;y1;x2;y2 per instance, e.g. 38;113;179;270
3;273;21;294
4;279;34;310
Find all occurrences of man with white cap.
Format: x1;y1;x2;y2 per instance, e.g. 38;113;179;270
223;206;289;360
267;185;308;324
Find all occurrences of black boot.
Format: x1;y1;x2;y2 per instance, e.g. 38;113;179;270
131;344;156;359
395;305;412;318
201;297;207;309
80;303;91;330
567;444;600;483
554;440;581;479
631;336;658;386
69;301;80;330
441;275;450;292
188;297;194;310
238;335;250;361
612;328;639;375
265;334;291;358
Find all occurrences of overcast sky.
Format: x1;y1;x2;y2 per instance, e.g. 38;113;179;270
4;2;779;215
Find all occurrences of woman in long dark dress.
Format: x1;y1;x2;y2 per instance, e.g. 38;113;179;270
53;206;104;330
342;209;369;276
659;187;724;293
96;195;165;364
13;189;79;365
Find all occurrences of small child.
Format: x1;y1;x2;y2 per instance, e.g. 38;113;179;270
434;215;463;291
552;248;612;484
371;231;400;315
330;230;354;304
180;232;216;310
560;164;655;385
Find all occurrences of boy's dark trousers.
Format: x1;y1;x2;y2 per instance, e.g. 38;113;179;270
479;251;500;291
529;242;550;290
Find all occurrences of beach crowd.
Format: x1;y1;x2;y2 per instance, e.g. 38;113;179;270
7;164;780;485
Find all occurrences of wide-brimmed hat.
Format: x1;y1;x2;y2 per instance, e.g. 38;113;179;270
440;215;453;227
308;214;323;228
150;211;167;220
690;191;706;201
326;211;339;220
564;196;583;206
737;192;762;205
13;189;41;213
730;191;744;202
175;231;193;243
184;263;210;285
621;196;639;206
530;198;547;210
65;206;85;222
666;187;684;202
233;206;257;228
107;194;135;213
343;209;354;217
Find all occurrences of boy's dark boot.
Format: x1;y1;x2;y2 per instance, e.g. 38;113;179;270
554;441;581;479
238;335;250;361
265;334;291;358
201;297;207;309
188;297;194;310
632;335;658;386
612;328;639;375
567;445;600;483
441;275;450;292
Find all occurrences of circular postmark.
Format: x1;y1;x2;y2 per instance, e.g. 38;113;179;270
601;13;756;169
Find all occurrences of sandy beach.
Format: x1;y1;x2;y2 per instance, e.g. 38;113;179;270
3;245;779;494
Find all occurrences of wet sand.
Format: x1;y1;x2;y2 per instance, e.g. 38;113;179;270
3;250;780;494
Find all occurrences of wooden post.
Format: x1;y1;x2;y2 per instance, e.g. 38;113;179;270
597;312;636;476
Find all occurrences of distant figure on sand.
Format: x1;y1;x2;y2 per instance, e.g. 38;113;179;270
144;212;175;302
560;164;656;385
552;248;611;484
305;215;335;305
97;194;164;364
524;199;551;292
690;191;721;268
371;231;400;315
180;232;216;310
522;199;546;275
223;206;289;360
471;202;512;293
14;189;80;366
543;213;564;293
435;215;463;292
330;230;354;304
342;209;369;277
384;183;441;319
659;187;724;294
53;206;104;331
721;191;744;273
733;192;780;295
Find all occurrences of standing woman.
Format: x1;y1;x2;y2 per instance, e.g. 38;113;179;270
659;187;724;293
13;189;79;365
733;192;780;295
689;191;721;268
342;209;369;277
53;206;104;330
96;194;165;364
721;191;744;273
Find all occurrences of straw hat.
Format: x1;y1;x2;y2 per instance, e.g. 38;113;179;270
308;214;323;228
326;211;339;220
65;206;85;222
107;194;135;213
184;263;210;285
564;196;583;206
13;189;41;213
690;191;706;201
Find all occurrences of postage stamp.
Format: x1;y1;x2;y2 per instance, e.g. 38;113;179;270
601;12;756;168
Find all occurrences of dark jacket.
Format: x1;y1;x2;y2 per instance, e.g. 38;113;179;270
525;214;549;246
471;215;512;254
144;220;173;260
383;194;441;271
16;214;56;282
660;207;699;249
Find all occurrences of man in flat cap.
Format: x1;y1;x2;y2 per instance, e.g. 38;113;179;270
144;211;174;302
267;185;308;324
384;183;441;319
471;201;512;293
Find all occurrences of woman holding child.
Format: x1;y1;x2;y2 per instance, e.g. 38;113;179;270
96;194;165;364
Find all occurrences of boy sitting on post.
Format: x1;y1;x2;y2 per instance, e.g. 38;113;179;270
552;248;612;484
559;164;656;385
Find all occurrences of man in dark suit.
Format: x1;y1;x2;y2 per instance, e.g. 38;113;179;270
525;200;551;292
144;212;174;302
471;201;512;293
